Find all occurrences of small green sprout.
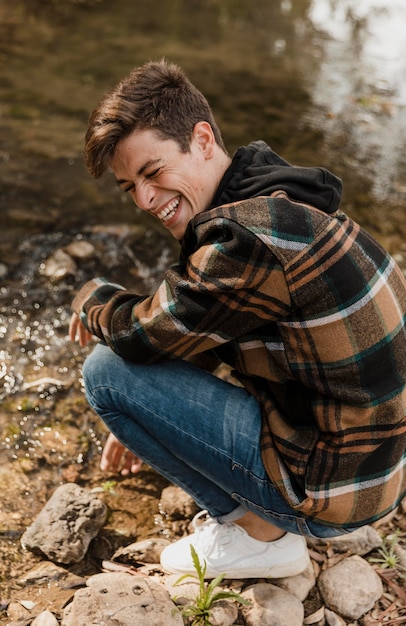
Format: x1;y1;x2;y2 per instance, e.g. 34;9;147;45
174;545;250;626
369;530;401;569
91;480;117;495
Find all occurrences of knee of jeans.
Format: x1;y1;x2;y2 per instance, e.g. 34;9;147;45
81;344;111;391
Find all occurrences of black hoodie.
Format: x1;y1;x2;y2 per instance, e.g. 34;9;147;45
210;140;342;214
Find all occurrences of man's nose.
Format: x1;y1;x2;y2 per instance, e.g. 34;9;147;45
134;181;156;210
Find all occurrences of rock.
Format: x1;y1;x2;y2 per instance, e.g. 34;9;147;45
209;599;239;626
18;561;72;585
62;572;184;626
113;537;170;564
317;555;383;620
273;560;316;601
31;610;59;626
21;482;107;564
309;525;383;556
18;560;85;589
64;239;96;260
6;600;32;621
159;485;200;520
39;249;77;281
242;582;304;626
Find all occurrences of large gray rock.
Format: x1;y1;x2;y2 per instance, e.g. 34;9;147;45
21;483;107;564
62;572;184;626
318;555;383;620
242;582;304;626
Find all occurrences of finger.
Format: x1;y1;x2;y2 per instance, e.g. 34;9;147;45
130;457;143;473
119;453;142;476
68;313;79;342
79;323;92;347
101;434;129;473
100;434;121;471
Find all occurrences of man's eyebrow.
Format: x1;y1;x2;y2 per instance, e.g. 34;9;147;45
116;158;162;185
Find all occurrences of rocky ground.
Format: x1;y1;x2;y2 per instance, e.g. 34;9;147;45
0;478;405;626
0;227;405;626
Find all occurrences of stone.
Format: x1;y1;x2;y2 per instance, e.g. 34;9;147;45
18;560;85;589
39;249;77;281
159;485;200;520
309;525;383;556
242;582;304;626
6;600;32;622
18;561;73;585
64;240;96;260
62;572;184;626
21;482;107;564
317;555;383;620
210;599;239;626
31;610;59;626
113;537;170;564
273;560;316;601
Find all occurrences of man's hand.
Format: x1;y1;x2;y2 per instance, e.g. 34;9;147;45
100;432;143;476
69;312;94;346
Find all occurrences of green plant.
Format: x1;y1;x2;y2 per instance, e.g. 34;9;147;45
174;545;250;626
91;480;117;495
369;530;401;569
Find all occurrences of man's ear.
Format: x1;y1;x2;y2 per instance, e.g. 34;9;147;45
192;121;216;158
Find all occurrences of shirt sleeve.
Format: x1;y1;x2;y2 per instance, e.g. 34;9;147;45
71;217;292;362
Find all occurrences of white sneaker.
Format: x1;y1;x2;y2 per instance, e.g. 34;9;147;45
160;511;310;579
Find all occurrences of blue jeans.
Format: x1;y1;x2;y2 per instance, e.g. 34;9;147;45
82;343;353;539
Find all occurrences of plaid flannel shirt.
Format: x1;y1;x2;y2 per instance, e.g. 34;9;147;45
73;193;406;527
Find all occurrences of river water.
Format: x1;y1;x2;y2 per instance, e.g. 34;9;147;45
0;0;405;592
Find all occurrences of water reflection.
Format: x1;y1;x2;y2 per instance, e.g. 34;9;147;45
0;0;405;462
310;0;406;97
305;0;406;200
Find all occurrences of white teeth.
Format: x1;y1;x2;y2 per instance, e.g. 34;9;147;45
157;198;180;222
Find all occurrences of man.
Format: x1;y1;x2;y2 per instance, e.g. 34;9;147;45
70;59;406;579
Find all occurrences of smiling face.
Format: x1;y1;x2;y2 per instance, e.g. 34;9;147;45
111;122;230;240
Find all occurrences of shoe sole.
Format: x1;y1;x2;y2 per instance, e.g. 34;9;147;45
161;552;311;579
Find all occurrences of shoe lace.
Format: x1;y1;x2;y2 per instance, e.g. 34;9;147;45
191;510;241;549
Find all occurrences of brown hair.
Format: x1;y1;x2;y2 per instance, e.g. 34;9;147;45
84;59;226;178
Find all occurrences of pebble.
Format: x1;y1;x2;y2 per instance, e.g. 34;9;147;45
63;240;96;260
39;249;77;281
31;611;59;626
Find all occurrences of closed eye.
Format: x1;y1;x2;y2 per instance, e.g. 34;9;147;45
121;183;135;193
146;167;161;179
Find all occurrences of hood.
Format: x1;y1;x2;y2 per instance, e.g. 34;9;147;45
210;140;342;214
